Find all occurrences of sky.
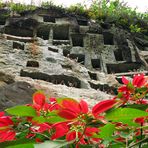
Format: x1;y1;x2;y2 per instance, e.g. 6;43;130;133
2;0;148;12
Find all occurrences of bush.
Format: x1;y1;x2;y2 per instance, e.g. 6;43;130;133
0;74;147;147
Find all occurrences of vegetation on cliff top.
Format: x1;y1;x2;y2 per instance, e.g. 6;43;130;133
0;0;148;33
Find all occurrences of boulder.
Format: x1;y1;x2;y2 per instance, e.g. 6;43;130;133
0;81;36;111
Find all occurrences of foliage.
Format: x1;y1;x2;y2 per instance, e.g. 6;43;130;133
10;3;36;13
88;0;147;33
41;1;65;13
0;74;148;148
130;24;141;33
67;3;88;17
0;0;147;33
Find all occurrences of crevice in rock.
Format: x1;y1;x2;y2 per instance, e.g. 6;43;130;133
103;32;114;45
89;81;116;94
115;76;124;84
61;64;72;69
53;40;70;45
37;28;49;40
91;59;101;69
106;62;141;74
20;70;81;88
26;61;39;67
71;34;83;47
48;47;58;52
69;54;85;64
114;49;123;61
0;20;6;25
13;42;24;50
77;19;88;26
88;71;97;80
43;16;55;23
5;26;34;37
63;49;70;57
53;25;69;40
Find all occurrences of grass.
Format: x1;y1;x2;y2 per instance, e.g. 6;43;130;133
0;0;147;34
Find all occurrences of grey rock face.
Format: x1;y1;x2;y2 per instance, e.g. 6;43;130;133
0;81;36;111
0;8;147;110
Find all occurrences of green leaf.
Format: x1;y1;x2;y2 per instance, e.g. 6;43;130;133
0;139;35;148
94;123;115;141
46;116;66;124
109;143;125;148
32;116;46;123
127;82;134;90
6;143;34;148
105;108;148;126
117;92;123;98
125;104;148;111
136;87;147;93
34;140;74;148
46;111;58;116
5;106;37;117
56;98;77;105
79;145;94;148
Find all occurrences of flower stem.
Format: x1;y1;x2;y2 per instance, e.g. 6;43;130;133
128;137;148;148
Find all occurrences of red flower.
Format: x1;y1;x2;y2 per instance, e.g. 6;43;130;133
85;127;99;137
0;115;16;142
115;137;125;142
0;130;16;142
31;123;51;133
92;100;116;117
122;76;129;85
122;74;146;88
0;112;4;117
134;117;145;125
32;92;51;112
66;127;100;145
132;74;145;87
57;99;88;120
66;131;86;145
51;122;69;140
0;116;13;128
33;92;46;107
136;99;148;104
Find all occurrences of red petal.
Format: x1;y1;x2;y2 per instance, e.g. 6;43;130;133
37;123;51;133
0;131;15;142
66;131;76;141
118;86;128;92
49;104;60;111
133;74;145;87
85;127;99;137
0;117;13;127
61;100;80;114
0;112;4;117
66;131;83;143
51;122;69;140
92;100;116;116
79;100;88;114
135;117;145;124
33;92;46;107
58;109;77;120
122;76;129;85
49;97;56;102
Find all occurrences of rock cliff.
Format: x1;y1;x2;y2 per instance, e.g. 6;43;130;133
0;7;147;110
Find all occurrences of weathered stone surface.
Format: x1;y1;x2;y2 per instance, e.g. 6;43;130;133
0;7;147;110
15;76;113;107
0;71;15;84
0;81;36;111
135;37;148;47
